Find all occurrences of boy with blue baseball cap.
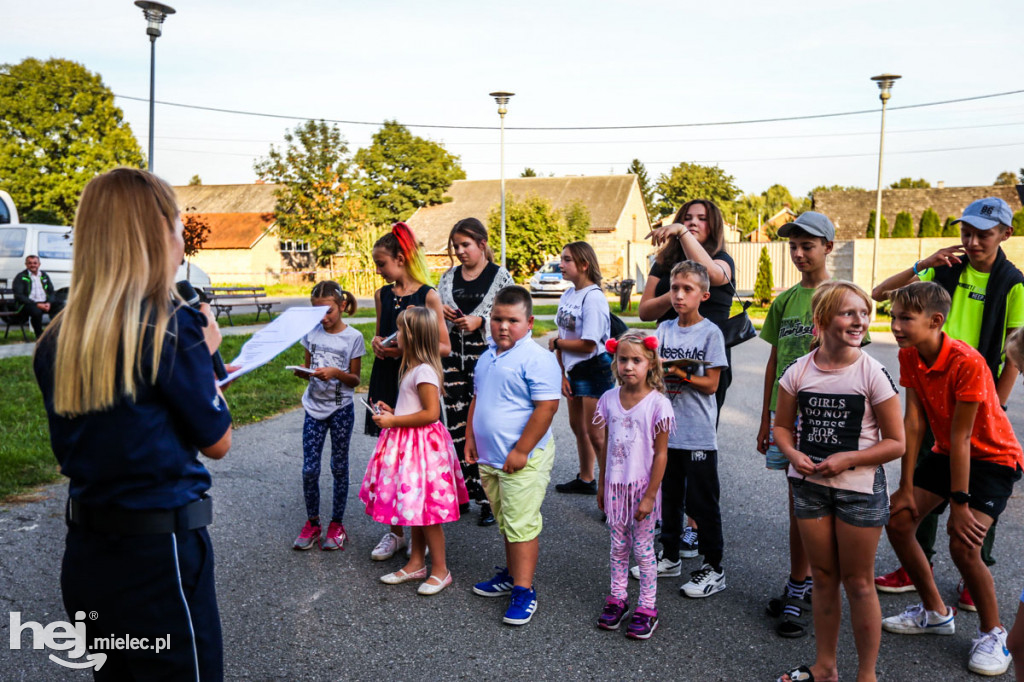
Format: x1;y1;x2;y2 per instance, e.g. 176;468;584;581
872;196;1024;609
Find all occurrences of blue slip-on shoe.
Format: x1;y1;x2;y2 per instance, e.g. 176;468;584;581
503;586;538;625
473;566;514;597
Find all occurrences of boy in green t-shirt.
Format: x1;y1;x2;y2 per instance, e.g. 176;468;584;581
871;196;1024;607
756;211;834;638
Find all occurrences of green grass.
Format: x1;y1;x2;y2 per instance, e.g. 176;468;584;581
0;325;381;500
532;320;556;337
0;356;59;498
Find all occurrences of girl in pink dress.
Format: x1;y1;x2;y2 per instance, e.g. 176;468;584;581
360;306;468;595
593;331;674;639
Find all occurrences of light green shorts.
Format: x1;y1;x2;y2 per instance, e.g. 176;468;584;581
479;437;556;543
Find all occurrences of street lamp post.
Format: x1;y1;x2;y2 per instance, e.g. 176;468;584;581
135;1;176;172
869;73;901;315
489;91;514;268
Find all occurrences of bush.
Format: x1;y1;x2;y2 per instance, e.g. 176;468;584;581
754;246;774;305
1013;209;1024;232
866;210;890;238
891;211;914;238
919;207;941;237
942;216;959;237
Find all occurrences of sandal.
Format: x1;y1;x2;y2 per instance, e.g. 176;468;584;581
776;665;814;682
777;594;812;638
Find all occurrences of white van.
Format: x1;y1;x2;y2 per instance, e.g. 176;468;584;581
0;224;73;289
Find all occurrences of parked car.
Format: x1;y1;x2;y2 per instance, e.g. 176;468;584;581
528;260;572;296
0;190;18;224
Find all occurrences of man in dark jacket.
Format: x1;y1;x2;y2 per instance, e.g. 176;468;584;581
12;255;62;336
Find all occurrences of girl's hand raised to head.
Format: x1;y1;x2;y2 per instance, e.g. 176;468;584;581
644;223;684;247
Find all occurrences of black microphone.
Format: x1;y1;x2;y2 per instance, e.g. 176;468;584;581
176;280;228;381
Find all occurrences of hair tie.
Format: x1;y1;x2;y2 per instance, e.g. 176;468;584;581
605;338;618;353
643;336;659;350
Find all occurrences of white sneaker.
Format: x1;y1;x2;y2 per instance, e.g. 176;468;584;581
968;626;1012;676
881;603;955;635
680;563;726;598
630;552;682;579
370;532;406;561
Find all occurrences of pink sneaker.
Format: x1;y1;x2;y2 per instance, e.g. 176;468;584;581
293;520;321;550
321;521;347;551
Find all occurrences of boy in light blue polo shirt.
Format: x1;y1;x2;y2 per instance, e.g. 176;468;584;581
465;286;562;626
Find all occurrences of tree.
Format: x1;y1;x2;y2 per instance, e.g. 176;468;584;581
1013;209;1024;232
180;207;210;258
995;171;1018;186
654;162;739;217
889;177;930;189
754;246;774;305
919;207;941;237
487;193;589;281
891;211;914;238
0;57;144;225
254;120;366;263
353;120;465;225
942;216;959;237
520;168;537;177
189;174;202;186
626;159;655;218
808;184;865;197
866;210;890;238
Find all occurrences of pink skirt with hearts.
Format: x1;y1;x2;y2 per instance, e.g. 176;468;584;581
359;422;469;526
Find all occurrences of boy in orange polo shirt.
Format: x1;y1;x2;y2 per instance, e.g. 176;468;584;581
881;281;1023;676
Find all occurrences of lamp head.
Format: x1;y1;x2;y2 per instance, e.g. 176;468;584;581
870;74;901;102
489;91;515;115
134;1;176;38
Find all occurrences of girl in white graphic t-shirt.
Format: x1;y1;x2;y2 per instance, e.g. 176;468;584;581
550;241;613;496
773;281;905;682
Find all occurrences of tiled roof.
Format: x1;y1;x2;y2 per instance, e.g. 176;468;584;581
173;183;282;214
190;212;275;249
407;175;639;252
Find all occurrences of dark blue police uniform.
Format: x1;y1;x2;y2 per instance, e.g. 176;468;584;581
35;305;232;681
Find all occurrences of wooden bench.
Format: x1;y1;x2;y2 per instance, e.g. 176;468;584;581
0;287;30;341
202;286;278;326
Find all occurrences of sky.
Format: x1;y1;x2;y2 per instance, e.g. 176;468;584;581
4;0;1023;198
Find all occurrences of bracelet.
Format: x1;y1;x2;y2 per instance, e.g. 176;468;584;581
553;338;559;350
1002;404;1008;412
912;260;922;276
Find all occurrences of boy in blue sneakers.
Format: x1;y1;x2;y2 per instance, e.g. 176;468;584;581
465;286;562;625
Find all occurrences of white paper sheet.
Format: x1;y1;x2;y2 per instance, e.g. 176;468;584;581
217;306;329;387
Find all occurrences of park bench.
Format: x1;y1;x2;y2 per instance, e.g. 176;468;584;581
0;287;30;340
202;286;278;326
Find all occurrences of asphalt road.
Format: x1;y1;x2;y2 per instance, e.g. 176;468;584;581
2;334;1022;680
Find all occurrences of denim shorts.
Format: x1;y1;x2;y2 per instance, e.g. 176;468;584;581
765;411;799;471
567;352;614;399
790;466;890;528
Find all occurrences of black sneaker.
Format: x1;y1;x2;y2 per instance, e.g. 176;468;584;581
681;526;699;559
555;475;597;495
478;503;496;526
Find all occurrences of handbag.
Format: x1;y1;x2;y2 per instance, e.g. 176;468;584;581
720;280;757;348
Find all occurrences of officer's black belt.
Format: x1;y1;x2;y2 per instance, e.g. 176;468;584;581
67;496;213;535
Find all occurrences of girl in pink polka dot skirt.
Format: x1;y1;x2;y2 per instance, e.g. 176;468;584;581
360;307;468;595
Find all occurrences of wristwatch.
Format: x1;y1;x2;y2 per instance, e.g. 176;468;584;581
951;490;971;505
